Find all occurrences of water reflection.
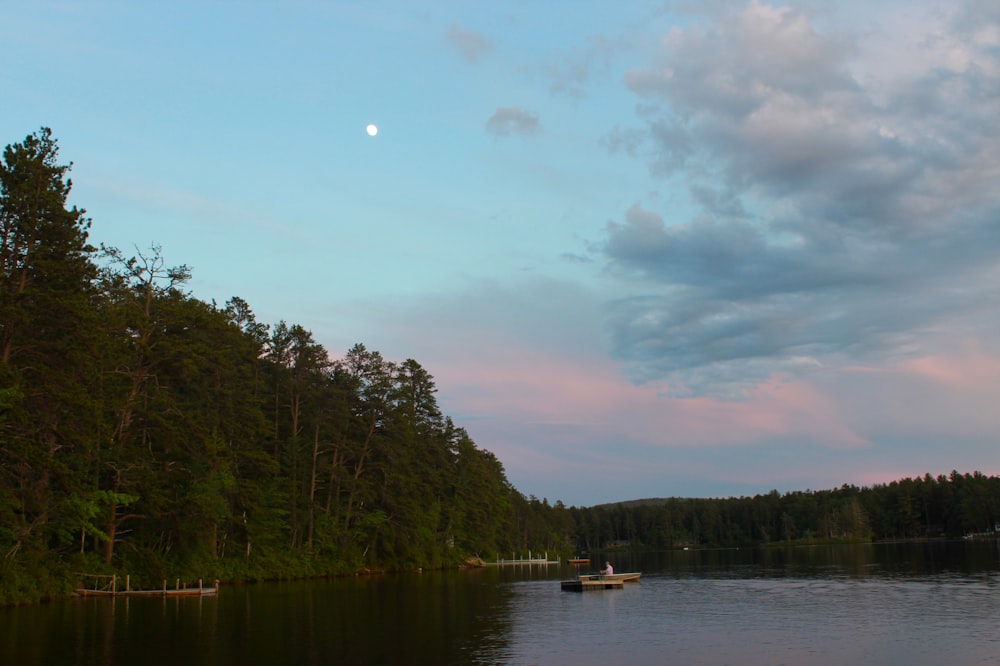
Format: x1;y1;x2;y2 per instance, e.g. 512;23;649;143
215;571;519;665
2;542;999;665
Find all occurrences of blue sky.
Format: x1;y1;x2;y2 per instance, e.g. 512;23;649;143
5;0;1000;506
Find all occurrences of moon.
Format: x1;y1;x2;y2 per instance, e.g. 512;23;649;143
366;124;378;137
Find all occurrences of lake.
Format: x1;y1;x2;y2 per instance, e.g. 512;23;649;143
3;541;999;665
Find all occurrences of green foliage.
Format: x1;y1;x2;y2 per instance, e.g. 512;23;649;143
0;386;21;415
0;553;74;605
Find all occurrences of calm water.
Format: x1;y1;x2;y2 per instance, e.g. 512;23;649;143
3;542;1000;665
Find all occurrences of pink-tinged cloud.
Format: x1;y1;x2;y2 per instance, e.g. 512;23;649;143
432;332;1000;502
333;279;1000;504
832;340;1000;440
434;340;869;458
898;340;1000;389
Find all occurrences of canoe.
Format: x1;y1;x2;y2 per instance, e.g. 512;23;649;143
560;572;641;591
602;572;641;583
574;572;641;582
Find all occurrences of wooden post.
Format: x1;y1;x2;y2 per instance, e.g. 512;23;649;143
199;578;203;592
112;575;117;595
162;579;167;595
175;578;180;590
126;575;130;592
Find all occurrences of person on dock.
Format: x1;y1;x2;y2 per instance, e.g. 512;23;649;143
601;561;613;575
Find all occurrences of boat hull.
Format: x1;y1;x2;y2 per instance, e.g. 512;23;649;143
602;572;641;583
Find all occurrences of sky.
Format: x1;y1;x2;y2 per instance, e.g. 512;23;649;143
4;0;1000;507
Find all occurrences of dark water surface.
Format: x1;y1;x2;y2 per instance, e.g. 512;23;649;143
3;541;999;665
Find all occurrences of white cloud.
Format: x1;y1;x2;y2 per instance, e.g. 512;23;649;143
600;0;1000;397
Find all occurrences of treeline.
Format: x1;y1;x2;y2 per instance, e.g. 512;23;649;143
569;471;1000;550
0;128;572;604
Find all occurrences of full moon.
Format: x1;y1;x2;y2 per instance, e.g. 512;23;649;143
366;124;378;136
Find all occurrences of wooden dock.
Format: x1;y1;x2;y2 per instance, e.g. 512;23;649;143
561;575;624;591
485;552;559;566
75;574;218;597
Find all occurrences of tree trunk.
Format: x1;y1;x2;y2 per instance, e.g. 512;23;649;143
308;423;319;549
103;499;117;564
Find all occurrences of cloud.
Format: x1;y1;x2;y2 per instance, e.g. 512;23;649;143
598;0;1000;397
447;23;493;63
485;106;540;137
318;274;885;498
311;248;1000;504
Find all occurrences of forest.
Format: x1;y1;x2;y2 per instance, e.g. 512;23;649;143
3;128;1000;605
571;471;1000;551
0;128;577;604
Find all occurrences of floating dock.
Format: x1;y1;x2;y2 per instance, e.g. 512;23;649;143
561;575;625;591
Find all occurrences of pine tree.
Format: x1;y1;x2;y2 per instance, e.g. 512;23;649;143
0;128;100;555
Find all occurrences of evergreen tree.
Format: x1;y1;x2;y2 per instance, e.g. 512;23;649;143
0;128;100;558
